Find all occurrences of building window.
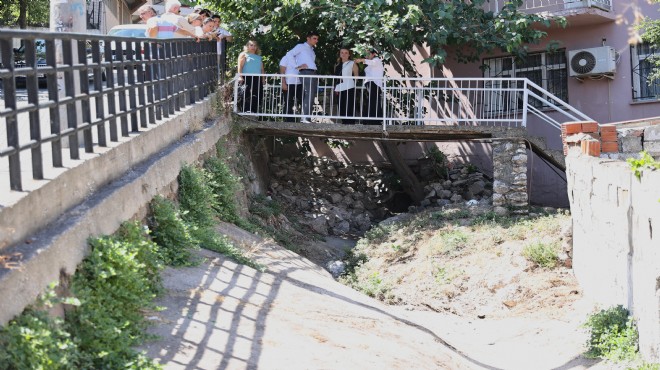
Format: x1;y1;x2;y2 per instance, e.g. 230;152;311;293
631;42;660;101
482;50;568;113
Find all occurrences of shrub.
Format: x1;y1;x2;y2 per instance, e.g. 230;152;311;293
522;241;559;268
178;164;217;228
149;196;198;266
67;234;162;369
178;163;260;269
584;305;639;362
0;309;82;369
204;156;241;223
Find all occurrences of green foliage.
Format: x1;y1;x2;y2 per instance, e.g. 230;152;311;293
627;151;660;181
522;241;559;268
150;196;199;266
425;146;449;178
436;230;470;255
340;271;395;303
584;305;639;362
364;223;399;243
0;0;49;28
210;0;560;75
0;309;82;369
248;194;283;219
629;363;660;370
115;221;164;293
179;164;218;228
637;0;660;82
341;248;368;277
204;156;242;223
67;233;162;369
177;162;261;269
0;225;163;369
195;227;264;271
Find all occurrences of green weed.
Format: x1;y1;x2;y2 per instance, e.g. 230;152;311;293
149;196;198;266
627;151;660;181
67;232;163;369
204;156;241;223
0;308;82;369
584;305;639;362
522;241;559;268
436;230;470;255
179;164;217;228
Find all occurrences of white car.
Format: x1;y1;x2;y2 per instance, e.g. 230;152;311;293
107;24;149;38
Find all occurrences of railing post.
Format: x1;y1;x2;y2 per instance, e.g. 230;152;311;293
382;75;387;131
521;79;529;128
233;77;238;113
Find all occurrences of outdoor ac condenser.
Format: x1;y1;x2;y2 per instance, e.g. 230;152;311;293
568;46;617;77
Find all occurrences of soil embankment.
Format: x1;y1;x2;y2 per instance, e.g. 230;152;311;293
139;221;606;370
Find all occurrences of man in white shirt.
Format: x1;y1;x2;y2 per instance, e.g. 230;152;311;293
161;0;197;38
279;54;302;122
355;48;385;123
284;31;319;123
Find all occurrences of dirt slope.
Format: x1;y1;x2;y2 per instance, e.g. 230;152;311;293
139;223;474;369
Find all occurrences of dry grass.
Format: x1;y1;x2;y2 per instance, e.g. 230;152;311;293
341;206;579;319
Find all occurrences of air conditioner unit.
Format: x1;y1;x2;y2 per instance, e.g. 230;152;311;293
568;46;616;77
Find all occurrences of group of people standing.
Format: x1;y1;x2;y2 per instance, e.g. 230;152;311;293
237;31;385;124
137;1;233;80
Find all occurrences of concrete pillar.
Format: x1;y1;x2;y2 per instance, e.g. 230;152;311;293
492;139;528;215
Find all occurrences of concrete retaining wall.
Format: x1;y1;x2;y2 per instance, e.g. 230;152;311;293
567;151;660;362
0;95;232;325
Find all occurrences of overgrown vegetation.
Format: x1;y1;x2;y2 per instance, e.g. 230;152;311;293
0;146;268;367
150;196;199;266
583;305;639;362
176;163;263;271
0;222;163;369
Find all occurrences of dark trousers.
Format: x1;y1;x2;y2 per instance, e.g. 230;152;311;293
283;83;303;122
365;82;383;124
299;69;318;119
337;88;355;125
241;76;263;113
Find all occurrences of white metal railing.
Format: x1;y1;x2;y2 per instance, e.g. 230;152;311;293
483;0;612;14
233;74;591;131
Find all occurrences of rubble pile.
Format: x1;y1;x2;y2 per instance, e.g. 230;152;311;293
267;156;493;236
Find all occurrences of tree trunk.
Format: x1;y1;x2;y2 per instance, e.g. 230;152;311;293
380;142;424;205
18;0;27;28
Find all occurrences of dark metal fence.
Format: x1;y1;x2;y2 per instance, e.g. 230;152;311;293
0;29;217;192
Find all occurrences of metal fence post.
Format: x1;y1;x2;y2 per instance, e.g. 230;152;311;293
521;79;529;128
382;75;387;131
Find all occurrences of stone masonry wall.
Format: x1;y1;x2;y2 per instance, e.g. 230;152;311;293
566;152;660;362
492;139;528;215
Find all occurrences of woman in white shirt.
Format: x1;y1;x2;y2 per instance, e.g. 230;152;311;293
334;48;359;124
355;48;384;123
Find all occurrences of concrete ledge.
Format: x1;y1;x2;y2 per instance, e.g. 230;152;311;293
0;110;231;326
1;97;216;251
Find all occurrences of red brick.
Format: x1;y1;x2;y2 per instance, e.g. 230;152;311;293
581;121;599;133
581;140;601;156
587;141;600;157
562;122;583;134
601;131;618;142
599;125;617;133
601;141;619;153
